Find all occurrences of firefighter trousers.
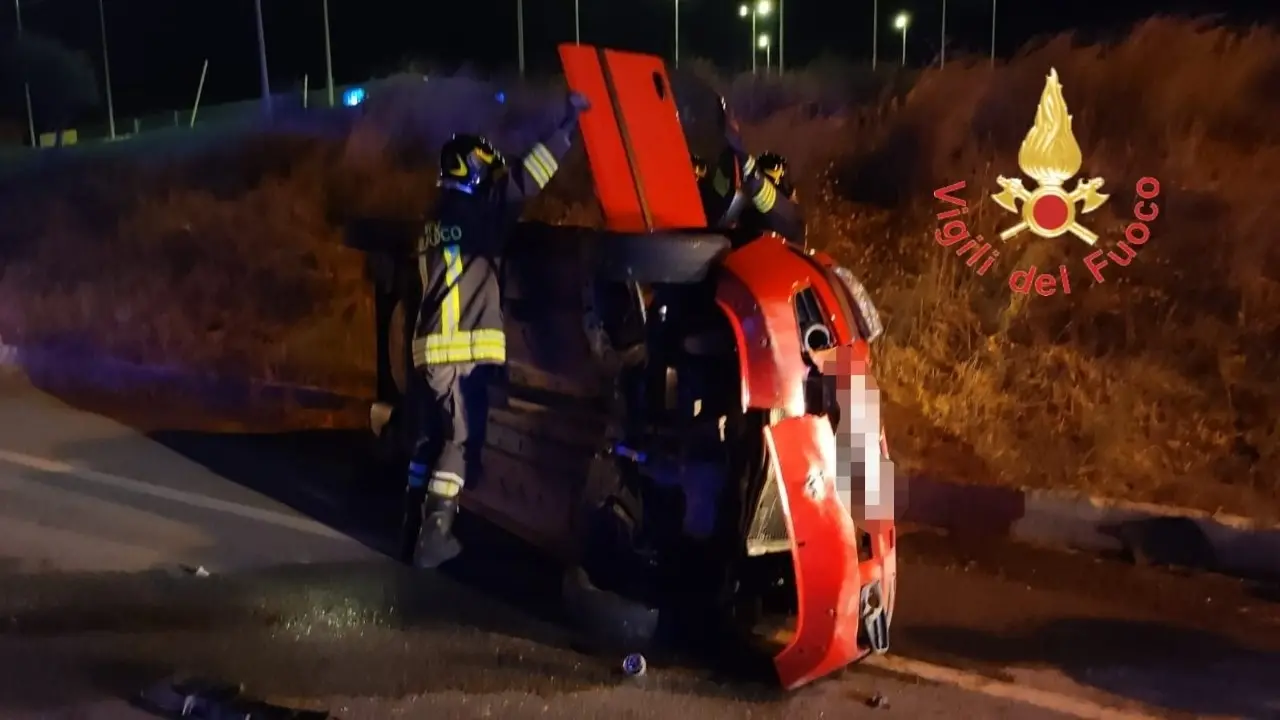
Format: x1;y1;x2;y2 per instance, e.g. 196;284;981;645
409;362;491;494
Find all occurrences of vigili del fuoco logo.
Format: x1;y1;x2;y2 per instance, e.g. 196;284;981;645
931;69;1162;295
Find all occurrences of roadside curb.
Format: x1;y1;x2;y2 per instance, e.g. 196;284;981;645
900;475;1280;580
0;342;359;413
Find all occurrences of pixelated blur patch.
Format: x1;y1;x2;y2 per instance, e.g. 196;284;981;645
819;351;898;521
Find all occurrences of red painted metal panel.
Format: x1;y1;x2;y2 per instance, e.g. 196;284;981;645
558;44;705;231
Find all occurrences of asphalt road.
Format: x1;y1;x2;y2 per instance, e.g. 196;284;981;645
0;373;1277;719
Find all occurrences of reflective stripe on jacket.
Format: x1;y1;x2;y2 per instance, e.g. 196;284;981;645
738;154;806;246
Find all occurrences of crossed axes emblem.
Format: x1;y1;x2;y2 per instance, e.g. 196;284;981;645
991;176;1109;245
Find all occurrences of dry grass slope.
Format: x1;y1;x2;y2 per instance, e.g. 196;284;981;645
0;18;1275;516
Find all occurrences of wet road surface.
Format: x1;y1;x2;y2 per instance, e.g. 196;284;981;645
0;374;1278;719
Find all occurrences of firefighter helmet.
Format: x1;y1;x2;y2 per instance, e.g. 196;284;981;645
438;134;506;194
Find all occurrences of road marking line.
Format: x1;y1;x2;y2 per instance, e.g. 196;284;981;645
866;655;1163;719
0;448;350;540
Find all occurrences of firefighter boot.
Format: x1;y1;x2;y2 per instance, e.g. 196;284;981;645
414;483;463;569
398;485;426;564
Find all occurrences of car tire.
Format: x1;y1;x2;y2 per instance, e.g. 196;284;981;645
595;232;732;284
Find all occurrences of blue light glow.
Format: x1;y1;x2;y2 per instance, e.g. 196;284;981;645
342;87;366;107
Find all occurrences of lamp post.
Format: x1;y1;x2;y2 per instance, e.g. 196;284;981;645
940;0;946;67
738;0;772;73
675;0;680;67
871;0;878;69
253;0;271;115
517;0;525;76
758;33;771;73
96;0;115;138
778;0;783;72
990;0;997;67
893;12;909;67
13;0;35;146
323;0;334;106
574;0;579;43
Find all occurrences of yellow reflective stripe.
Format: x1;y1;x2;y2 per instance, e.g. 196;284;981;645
752;180;777;212
522;143;557;188
440;243;463;336
522;155;550;187
413;329;507;366
532;143;558;175
743;155;756;175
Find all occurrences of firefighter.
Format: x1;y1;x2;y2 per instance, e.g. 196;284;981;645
695;119;805;246
407;90;591;569
733;149;805;247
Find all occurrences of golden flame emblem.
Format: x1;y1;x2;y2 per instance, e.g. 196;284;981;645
991;69;1108;245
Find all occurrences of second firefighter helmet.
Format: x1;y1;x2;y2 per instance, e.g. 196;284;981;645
755;151;795;199
438;134;506;194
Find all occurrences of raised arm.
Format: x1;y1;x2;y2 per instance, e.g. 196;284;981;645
739;156;806;243
499;91;591;205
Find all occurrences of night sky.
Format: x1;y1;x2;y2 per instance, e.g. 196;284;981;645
6;0;1276;118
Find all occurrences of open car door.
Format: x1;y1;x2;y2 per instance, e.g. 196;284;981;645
558;44;707;232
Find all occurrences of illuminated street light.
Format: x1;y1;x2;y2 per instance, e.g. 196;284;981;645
739;1;774;73
758;33;772;72
758;33;770;48
894;12;910;66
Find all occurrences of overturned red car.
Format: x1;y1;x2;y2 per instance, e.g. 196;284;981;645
346;45;896;690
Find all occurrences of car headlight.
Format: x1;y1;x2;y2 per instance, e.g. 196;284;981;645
832;266;884;344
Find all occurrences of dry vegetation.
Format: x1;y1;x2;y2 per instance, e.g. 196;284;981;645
0;18;1276;517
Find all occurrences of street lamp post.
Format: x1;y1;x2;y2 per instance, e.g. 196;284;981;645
738;1;772;74
674;0;679;67
253;0;271;115
778;0;783;72
871;0;879;70
517;0;525;76
574;0;580;43
13;0;35;146
323;0;334;106
894;12;909;67
96;0;115;138
758;33;771;73
990;0;997;67
940;0;946;67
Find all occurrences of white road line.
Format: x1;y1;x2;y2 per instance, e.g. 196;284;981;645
0;448;349;540
866;655;1164;720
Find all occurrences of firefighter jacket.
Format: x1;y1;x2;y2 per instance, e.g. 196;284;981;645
699;147;805;246
411;123;577;368
737;155;806;247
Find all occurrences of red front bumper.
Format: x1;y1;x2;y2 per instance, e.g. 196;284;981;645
764;415;897;690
